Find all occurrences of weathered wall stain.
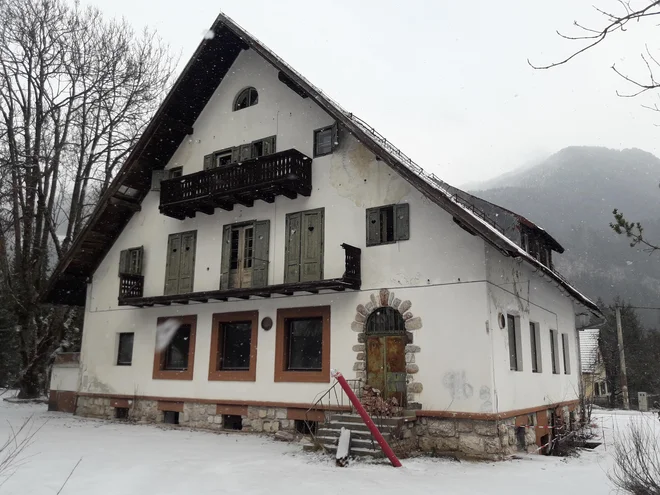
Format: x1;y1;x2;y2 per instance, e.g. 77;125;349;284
443;370;474;400
479;385;493;412
328;134;411;207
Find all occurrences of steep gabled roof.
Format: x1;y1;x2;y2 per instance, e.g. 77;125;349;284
42;12;603;320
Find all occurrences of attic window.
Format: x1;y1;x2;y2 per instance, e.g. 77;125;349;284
116;185;140;198
234;87;258;111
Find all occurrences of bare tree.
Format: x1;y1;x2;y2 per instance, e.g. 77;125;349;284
610;416;660;494
0;0;174;398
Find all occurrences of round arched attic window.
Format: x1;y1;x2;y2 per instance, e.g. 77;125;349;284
233;87;258;111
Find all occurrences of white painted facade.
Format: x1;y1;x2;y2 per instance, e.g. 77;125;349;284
77;48;583;416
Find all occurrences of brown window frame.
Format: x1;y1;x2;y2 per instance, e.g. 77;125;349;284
152;315;197;381
209;311;259;382
274;306;331;383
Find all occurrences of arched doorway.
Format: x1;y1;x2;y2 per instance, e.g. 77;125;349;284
365;307;407;407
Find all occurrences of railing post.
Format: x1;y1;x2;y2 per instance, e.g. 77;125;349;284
331;370;402;468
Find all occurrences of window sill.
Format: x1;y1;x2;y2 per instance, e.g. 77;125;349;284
313;150;333;159
152;369;193;381
116;363;132;367
274;370;330;383
366;240;400;247
208;369;256;382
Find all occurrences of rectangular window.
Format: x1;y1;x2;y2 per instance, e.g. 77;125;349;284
153;315;196;380
209;311;258;381
507;314;522;371
164;231;197;295
313;125;336;157
284;209;324;283
286;317;323;371
169;167;183;178
550;329;560;374
529;322;542;373
275;307;330;382
164;325;191;370
117;333;134;366
220;221;270;289
366;203;410;246
118;247;143;276
561;333;571;374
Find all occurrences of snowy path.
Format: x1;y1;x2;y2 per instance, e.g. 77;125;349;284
0;400;647;494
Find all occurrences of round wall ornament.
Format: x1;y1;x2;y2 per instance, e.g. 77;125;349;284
498;313;506;329
261;316;273;331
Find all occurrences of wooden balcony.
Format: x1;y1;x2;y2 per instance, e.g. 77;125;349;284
118;244;361;308
160;149;312;219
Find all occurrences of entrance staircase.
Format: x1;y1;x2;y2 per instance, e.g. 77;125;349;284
304;413;416;458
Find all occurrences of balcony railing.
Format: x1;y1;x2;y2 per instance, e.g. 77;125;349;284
159;148;312;219
119;273;144;299
118;244;361;307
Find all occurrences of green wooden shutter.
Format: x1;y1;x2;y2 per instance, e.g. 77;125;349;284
178;231;197;294
231;147;240;163
366;208;380;246
263;136;276;156
300;208;324;282
220;225;232;289
252;220;270;288
284;212;302;283
394;203;410;241
119;249;130;275
164;234;181;295
203;153;214;170
331;123;338;151
239;144;251;161
130;246;144;275
151;170;166;191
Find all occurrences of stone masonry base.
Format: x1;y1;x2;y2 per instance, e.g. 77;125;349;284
75;396;578;459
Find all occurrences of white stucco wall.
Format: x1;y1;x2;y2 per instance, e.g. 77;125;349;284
78;47;570;415
485;247;581;412
50;365;80;392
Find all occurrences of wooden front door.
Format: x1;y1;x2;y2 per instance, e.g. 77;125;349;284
365;306;407;407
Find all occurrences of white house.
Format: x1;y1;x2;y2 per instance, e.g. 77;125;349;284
45;13;603;458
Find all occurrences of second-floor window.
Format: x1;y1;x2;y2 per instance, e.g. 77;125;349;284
313;124;337;157
164;231;197;296
284;208;324;284
220;221;270;289
366;203;410;246
203;136;276;170
118;247;143;276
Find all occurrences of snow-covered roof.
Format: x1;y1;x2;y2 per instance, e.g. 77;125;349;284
579;329;600;373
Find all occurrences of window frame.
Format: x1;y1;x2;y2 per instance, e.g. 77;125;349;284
561;333;571;375
274;306;331;383
153;315;197;381
366;203;410;246
313;125;335;157
233;87;259;111
116;332;134;366
529;322;542;373
550;329;560;375
507;314;523;371
118;246;143;276
169;167;183;178
208;311;259;382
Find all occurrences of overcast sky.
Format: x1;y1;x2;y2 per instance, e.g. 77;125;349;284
81;0;660;187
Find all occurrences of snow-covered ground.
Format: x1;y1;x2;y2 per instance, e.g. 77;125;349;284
0;398;656;494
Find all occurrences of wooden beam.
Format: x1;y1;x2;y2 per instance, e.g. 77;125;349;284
233;195;254;208
109;197;141;212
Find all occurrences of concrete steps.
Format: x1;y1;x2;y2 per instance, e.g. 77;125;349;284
303;413;415;458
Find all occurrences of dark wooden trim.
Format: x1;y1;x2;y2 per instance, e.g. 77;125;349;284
119;278;355;307
75;392;351;412
152;315;197;381
48;390;77;413
287;409;325;422
110;399;130;408
274;306;331;383
158;401;184;412
109;197;141;212
216;404;248;416
415;399;580;420
209;311;259;382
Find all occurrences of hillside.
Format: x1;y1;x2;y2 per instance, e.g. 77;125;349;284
468;146;660;328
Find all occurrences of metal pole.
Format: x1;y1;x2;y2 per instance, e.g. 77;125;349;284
331;370;402;468
615;306;630;410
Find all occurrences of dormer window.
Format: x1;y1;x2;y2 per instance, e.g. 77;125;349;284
233;87;258;111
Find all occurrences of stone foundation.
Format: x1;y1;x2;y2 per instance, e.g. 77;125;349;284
75;397;328;433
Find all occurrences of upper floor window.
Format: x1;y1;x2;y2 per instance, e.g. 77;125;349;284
233;87;258;111
313;124;337;157
366;203;409;246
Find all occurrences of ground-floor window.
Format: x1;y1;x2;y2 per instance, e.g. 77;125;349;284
153;315;197;380
209;311;259;381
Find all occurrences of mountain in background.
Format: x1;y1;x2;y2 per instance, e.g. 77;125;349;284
467;146;660;328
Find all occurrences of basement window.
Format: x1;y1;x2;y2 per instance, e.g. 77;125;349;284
163;411;179;425
115;407;129;420
223;415;243;430
295;419;317;435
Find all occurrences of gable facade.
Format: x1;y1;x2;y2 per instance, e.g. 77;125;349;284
48;14;601;457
